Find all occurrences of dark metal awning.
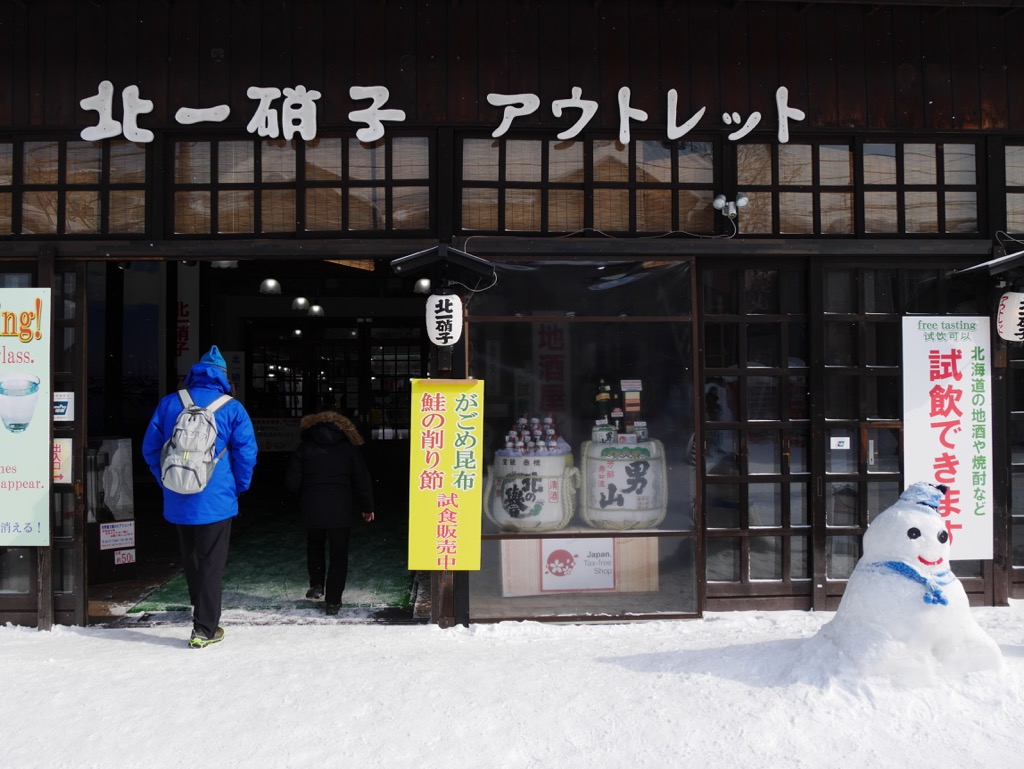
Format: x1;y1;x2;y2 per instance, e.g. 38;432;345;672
951;248;1024;278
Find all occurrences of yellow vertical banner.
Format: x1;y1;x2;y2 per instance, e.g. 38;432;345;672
408;378;484;571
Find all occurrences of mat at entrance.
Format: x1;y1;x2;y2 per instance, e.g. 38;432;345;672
127;503;417;623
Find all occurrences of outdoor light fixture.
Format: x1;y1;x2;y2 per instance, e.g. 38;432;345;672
413;277;432;295
307;304;325;317
713;194;749;219
291;296;310;310
259;278;282;295
211;261;238;269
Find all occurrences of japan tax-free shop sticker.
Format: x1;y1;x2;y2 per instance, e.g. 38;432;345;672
0;288;51;547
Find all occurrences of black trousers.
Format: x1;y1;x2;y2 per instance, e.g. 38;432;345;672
307;527;352;605
177;518;233;638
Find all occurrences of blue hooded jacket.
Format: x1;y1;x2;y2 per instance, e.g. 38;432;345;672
142;346;258;525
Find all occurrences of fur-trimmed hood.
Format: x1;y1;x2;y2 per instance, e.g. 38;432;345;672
299;410;365;446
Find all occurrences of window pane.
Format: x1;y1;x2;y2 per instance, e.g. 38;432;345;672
593;189;628;230
349;139;385;181
737;191;772;233
305;188;341;230
505;188;540;231
218;189;254;233
260;189;295;232
737;143;772;186
462;188;498;230
637;188;671;232
827;535;859;579
904;143;936;184
778;143;812;185
218;141;253;184
745;270;779;314
548;189;583;231
827;431;858;473
779;191;813;233
867;429;900;474
0;548;30;593
23;141;58;184
506;140;542;183
679;141;713;184
349;187;384;230
174;191;210;234
593;140;628;182
550;140;583;183
864;143;897;185
463;138;499;181
865;376;901;420
747;324;780;367
748;377;780;420
823;269;857;313
791;536;810;578
944;144;976;185
0;142;12;184
790;434;809;475
393;186;429;230
820;192;853;234
392;137;429;179
175;141;210;184
867;482;902;523
904;191;937;233
1007;145;1024;186
864;323;900;366
827;483;858;525
705;325;739;368
0;193;10;234
1008;193;1024;232
750;484;782;527
748;430;781;473
864;190;898;233
261;140;296;183
945;191;977;233
707;537;740;580
66;141;101;184
680;189;714;232
65;190;100;233
864;270;896;314
825;322;857;366
21;190;58;234
109;190;145;233
110;141;147;183
749;537;783;579
820;144;852;186
306;138;343;180
637;141;672;182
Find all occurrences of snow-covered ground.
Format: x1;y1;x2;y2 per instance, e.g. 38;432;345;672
2;602;1022;769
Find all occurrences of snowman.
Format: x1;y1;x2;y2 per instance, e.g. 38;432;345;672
817;482;1002;678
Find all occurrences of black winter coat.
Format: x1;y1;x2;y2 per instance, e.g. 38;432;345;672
284;411;375;528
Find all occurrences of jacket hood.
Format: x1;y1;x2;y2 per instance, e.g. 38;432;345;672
300;411;365;446
183;361;232;393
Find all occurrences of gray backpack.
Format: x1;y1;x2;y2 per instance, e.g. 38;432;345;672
160;389;232;494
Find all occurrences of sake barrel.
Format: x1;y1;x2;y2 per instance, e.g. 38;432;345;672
484;452;580;532
579;440;667;529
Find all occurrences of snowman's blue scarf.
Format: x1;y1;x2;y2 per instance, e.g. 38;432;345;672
868;560;956;606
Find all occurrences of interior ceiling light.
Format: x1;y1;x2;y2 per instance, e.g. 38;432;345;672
413;277;432;295
259;278;282;295
308;304;325;317
291;296;310;310
211;260;238;269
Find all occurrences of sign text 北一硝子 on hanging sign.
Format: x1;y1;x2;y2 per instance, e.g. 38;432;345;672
79;80;805;146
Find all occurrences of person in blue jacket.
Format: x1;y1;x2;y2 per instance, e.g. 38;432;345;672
142;345;258;648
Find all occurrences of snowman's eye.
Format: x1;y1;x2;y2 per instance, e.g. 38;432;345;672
937;530;949;544
907;527;921;539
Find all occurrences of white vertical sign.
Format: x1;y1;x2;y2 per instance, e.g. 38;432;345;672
0;288;51;546
902;317;992;560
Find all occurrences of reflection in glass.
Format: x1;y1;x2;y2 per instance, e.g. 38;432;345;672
707;537;740;581
0;142;12;184
67;141;101;184
679;141;713;184
778;144;812;185
637;188;671;232
905;191;937;233
904;143;936;184
593;140;628;182
637;141;672;182
393;137;429;179
788;377;809;421
1006;145;1024;186
261;189;295;233
462;188;498;230
349;139;385;181
824;322;856;366
791;483;809;525
944;144;976;184
737;144;772;186
217;141;253;184
706;485;740;528
745;270;778;314
305;188;342;230
393;187;430;230
789;431;809;474
703;270;737;314
864;323;900;366
748;431;780;474
902;270;939;313
65;190;100;233
867;482;901;524
463;138;499;181
749;484;781;527
823;269;856;313
261;140;296;182
827;535;860;579
747;324;780;367
820;144;852;185
825;375;858;419
175;141;210;184
791;536;810;579
820;191;853;233
23;141;59;184
506;140;542;183
779;192;813;233
750;537;783;580
826;431;858;473
866;376;901;420
945;191;978;233
594;189;629;231
550;141;584;183
863;143;896;184
680;189;714;232
109;190;146;234
218;190;254;233
864;190;898;233
549;189;584;232
827;483;859;526
174;191;210;234
867;429;900;473
505;188;540;231
864;270;896;313
0;548;30;594
1014;523;1024;568
738;191;772;234
748;377;780;420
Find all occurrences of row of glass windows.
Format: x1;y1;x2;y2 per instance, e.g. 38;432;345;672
0;135;1021;237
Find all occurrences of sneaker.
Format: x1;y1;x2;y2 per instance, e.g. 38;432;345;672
325;603;341;616
305;585;324;600
188;626;225;648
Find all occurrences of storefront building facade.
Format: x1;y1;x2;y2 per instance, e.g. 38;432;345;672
1;0;1023;627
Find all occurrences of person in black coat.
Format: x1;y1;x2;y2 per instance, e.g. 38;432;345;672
284;410;375;615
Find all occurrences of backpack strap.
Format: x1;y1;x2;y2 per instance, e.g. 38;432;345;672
206;394;233;413
177;389;195;408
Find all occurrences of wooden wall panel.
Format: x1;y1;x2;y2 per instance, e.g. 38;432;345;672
863;7;895;130
977;9;1008;130
834;5;866;128
948;9;981;130
6;2;1024;137
44;0;78;127
920;9;952;130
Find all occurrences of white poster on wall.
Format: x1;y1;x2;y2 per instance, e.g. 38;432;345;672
902;317;992;560
0;288;52;546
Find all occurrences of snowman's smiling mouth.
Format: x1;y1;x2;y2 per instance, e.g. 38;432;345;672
918;555;943;567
